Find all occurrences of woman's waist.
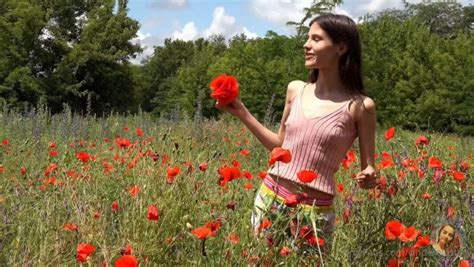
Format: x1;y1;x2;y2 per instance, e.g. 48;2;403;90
266;173;334;202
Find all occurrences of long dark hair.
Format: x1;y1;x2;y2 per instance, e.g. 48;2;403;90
437;224;461;256
307;14;366;98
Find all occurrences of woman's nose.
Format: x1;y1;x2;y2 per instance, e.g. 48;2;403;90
303;38;310;48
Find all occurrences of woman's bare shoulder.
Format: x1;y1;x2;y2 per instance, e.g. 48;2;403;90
286;80;306;101
352;95;375;110
350;95;376;123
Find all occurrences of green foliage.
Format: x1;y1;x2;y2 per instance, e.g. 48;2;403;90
0;0;141;114
360;8;473;134
0;0;472;134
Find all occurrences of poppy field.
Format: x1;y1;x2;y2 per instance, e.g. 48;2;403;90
0;109;473;266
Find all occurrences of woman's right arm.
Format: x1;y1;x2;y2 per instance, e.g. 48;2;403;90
216;80;302;151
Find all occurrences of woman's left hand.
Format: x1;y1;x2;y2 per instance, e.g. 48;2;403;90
355;166;378;189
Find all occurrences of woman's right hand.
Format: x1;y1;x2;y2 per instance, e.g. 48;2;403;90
215;99;248;119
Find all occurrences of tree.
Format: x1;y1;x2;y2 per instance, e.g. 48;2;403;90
0;0;142;114
140;38;196;112
286;0;344;39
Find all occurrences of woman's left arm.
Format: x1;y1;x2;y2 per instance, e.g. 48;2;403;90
354;97;378;189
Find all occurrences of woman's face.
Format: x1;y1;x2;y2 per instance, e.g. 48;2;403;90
439;225;455;244
303;22;344;70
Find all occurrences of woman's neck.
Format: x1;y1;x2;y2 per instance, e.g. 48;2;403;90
315;68;346;97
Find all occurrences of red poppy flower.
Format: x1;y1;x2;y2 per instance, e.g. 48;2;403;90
280;246;291;256
452;171;465;182
258;218;272;232
299;226;324;247
378;176;387;187
460;160;470;171
244;183;253;190
387;258;404;267
226;201;236;210
121;244;133;255
227;232;240;245
399;226;419;242
198;162;208;172
414;235;431;248
258;171;267;179
385;127;395;141
385;220;405;240
166;166;181;184
231;160;240;168
306;235;325;247
128;186;140;197
336;183;345;193
116;138;131;149
346;149;357;162
147;204;159;221
415;135;429;146
192;226;213;239
447;207;456;219
44;163;58;177
161;154;169;165
205;218;222;235
63;223;78;231
210;74;239;106
242;170;253;179
297;170;319;183
103;162;114;172
76;152;91;163
284;194;299;207
387;185;398;197
218;166;241;187
112;200;119;212
379;158;395;169
268;147;292;166
76;243;96;262
421;192;431;200
341;149;357;169
240;149;250;156
115;255;138;267
341;158;352;169
93;211;101;220
428;157;442;169
136;128;143;137
459;260;470;267
1;139;9;146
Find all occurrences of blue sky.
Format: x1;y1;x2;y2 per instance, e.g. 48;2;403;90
127;0;473;63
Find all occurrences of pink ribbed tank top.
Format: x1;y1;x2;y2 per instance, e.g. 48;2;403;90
267;83;358;196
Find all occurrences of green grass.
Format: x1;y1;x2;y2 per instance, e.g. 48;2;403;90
0;108;472;266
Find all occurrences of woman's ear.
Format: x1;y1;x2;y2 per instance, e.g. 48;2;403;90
337;43;348;56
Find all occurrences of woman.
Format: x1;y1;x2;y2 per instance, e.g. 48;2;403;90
216;14;378;257
432;223;461;257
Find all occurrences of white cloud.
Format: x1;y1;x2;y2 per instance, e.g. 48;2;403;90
251;0;473;31
250;0;313;25
172;6;259;41
150;0;188;9
172;22;199;41
337;0;472;21
202;7;258;39
242;27;259;39
130;7;258;64
130;30;164;64
338;0;405;20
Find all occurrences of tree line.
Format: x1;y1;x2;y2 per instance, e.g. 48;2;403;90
0;1;473;134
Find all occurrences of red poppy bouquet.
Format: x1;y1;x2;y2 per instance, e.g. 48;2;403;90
210;74;239;106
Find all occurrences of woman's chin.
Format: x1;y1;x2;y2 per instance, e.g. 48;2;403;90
305;62;319;69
